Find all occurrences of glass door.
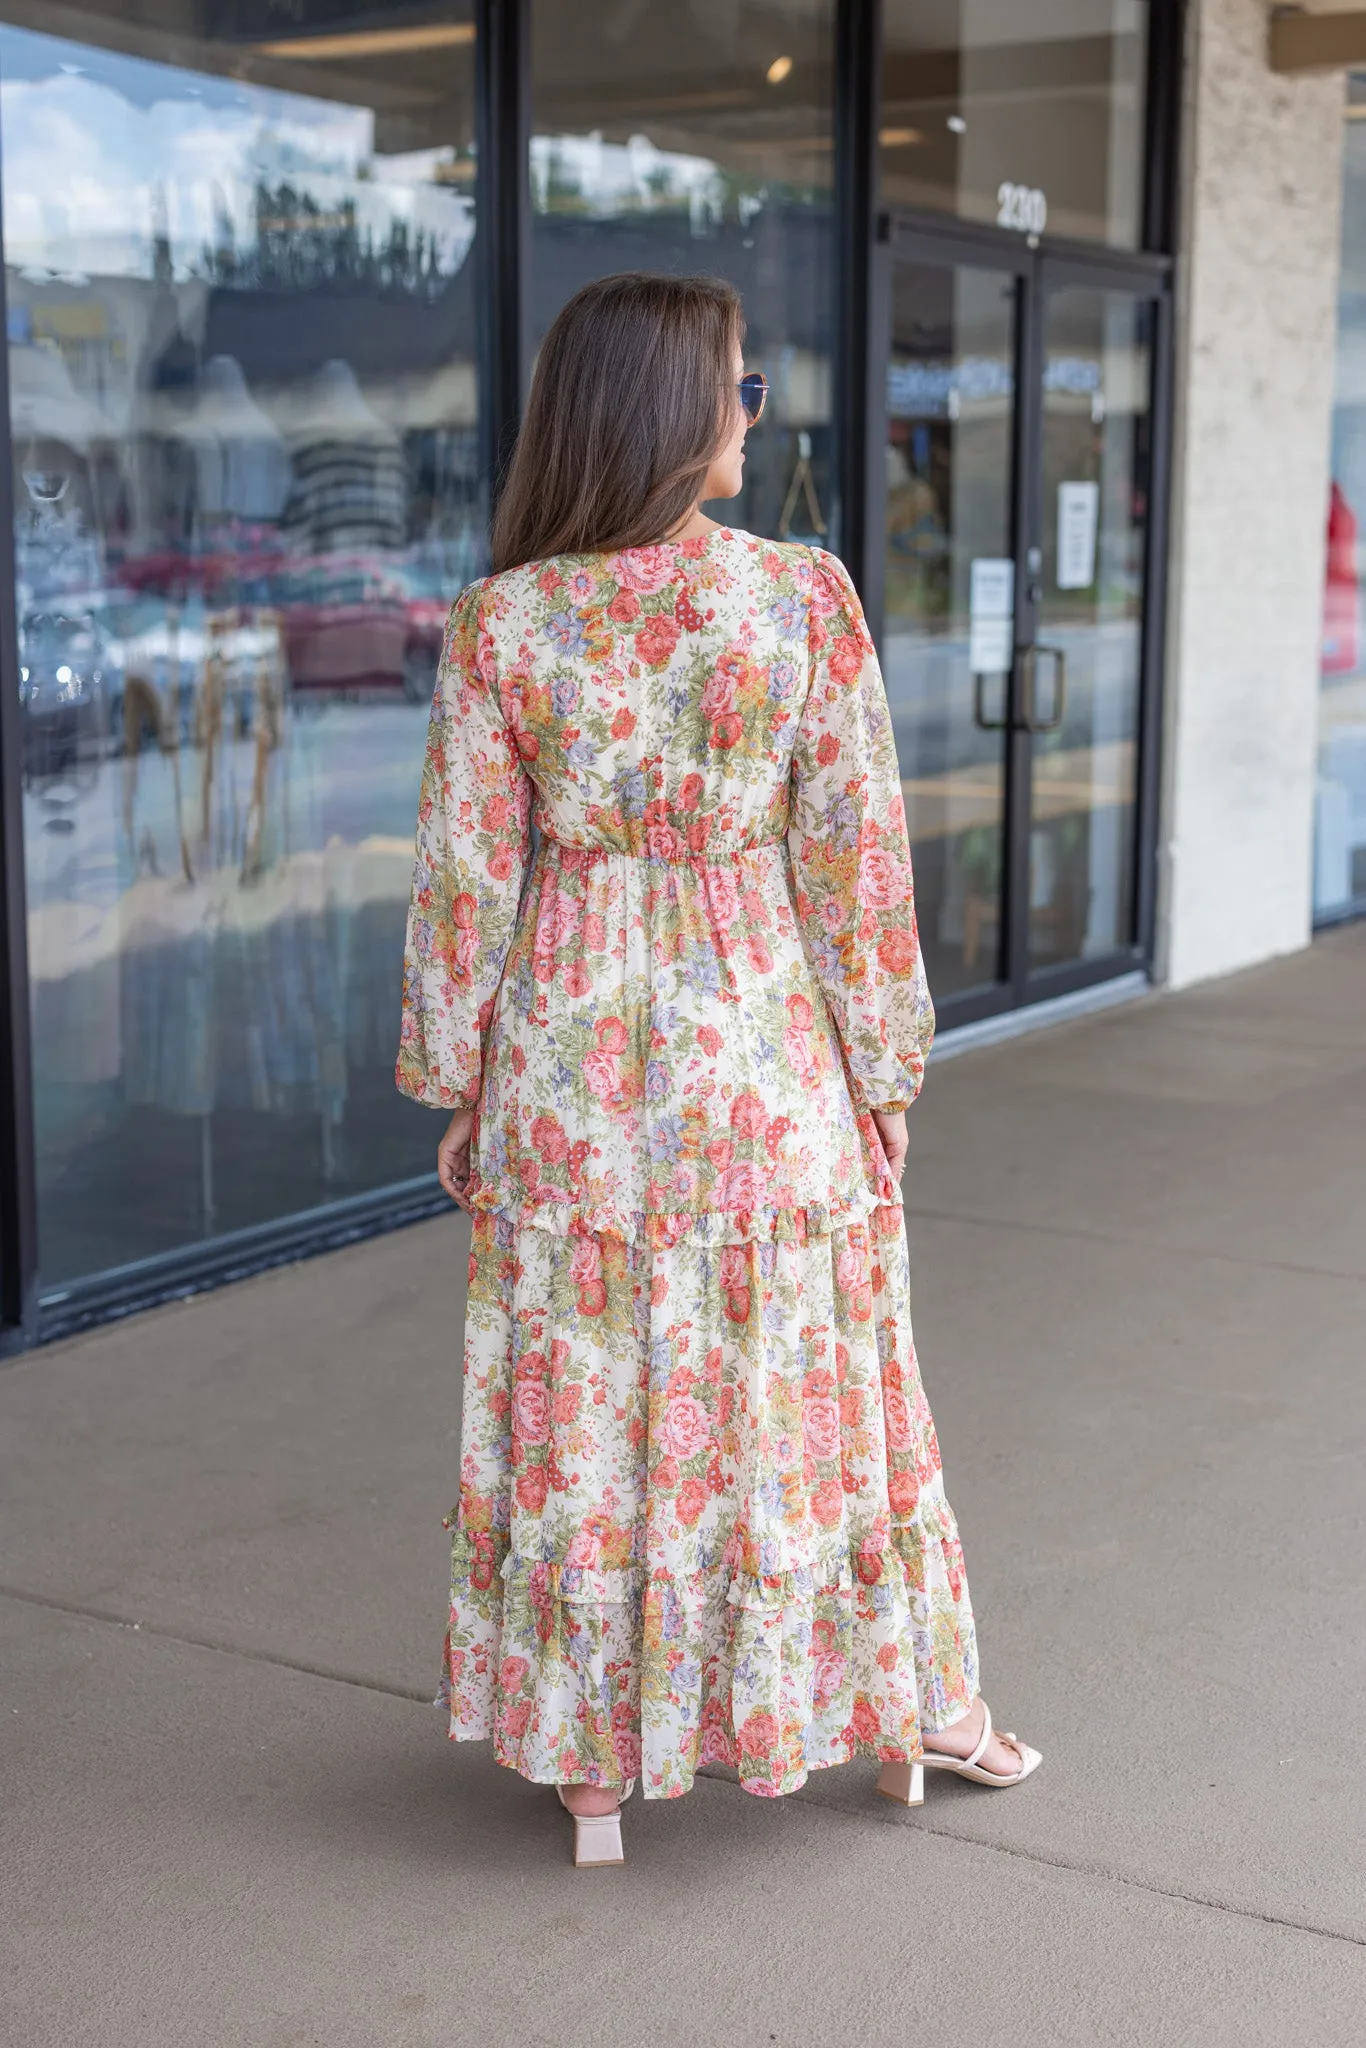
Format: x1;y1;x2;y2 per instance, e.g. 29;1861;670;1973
879;239;1024;1004
876;222;1164;1025
1023;272;1156;977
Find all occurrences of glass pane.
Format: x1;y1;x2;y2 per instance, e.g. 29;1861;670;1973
1029;286;1151;969
881;2;1150;251
1316;76;1366;923
6;7;480;1289
530;0;835;546
882;259;1015;1001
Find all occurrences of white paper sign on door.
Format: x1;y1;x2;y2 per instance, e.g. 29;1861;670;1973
1056;481;1099;589
968;556;1014;673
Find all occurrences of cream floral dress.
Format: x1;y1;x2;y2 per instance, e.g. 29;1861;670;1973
396;527;979;1798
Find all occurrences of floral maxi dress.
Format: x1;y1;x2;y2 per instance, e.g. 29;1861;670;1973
396;527;980;1798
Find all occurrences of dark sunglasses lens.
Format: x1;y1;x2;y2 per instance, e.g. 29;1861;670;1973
740;373;766;422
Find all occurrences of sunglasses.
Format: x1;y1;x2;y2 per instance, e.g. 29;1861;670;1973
738;370;768;425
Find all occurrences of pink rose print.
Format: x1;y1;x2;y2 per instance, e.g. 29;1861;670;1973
512;1381;550;1444
851;1695;882;1744
582;1049;621;1101
700;671;735;720
564;1526;602;1567
594;1016;629;1054
717;1246;750;1291
499;1655;530;1692
703;866;739;925
637;614;681;667
530;1114;568;1163
718;1163;763;1209
835;1244;864;1293
783;1024;823;1083
660;1394;711;1460
610;546;677;593
647;823;684;860
803;1399;841;1461
810;1477;844;1528
857;847;911;911
813;1645;847;1710
569;1238;601;1284
737;1710;780;1759
883;1389;913;1451
887;1466;920;1515
729;1091;766;1140
877;929;918;975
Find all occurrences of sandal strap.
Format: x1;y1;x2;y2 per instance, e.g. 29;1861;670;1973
963;1698;995;1771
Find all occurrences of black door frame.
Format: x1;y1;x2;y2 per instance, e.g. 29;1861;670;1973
866;209;1174;1032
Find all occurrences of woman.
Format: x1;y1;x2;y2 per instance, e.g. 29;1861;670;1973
396;272;1040;1867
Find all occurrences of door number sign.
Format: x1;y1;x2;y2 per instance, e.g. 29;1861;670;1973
996;182;1047;235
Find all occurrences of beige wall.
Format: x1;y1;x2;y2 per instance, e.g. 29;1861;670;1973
1157;0;1344;986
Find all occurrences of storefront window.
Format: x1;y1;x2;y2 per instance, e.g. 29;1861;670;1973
530;0;835;547
881;1;1150;250
1317;75;1366;924
4;4;480;1289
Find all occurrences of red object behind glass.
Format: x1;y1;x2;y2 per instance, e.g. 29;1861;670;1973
1323;479;1359;676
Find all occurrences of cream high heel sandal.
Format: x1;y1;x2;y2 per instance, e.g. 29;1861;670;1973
878;1699;1041;1801
557;1779;636;1866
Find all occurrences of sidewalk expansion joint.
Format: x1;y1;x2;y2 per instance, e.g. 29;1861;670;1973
7;1581;1364;1955
905;1203;1366;1289
763;1774;1366;1952
0;1582;433;1706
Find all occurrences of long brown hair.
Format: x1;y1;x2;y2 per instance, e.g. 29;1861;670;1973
490;272;743;572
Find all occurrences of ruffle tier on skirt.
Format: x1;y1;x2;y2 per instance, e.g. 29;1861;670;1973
434;1199;979;1798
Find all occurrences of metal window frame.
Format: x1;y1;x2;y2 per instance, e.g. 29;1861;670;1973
833;0;881;590
475;0;530;510
0;115;38;1358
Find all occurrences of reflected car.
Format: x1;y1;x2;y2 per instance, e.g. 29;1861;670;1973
273;551;408;697
18;605;112;792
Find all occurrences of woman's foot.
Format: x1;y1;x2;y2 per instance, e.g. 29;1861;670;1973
559;1782;625;1817
922;1696;1028;1779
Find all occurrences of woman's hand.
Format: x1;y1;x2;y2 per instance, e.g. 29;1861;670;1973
437;1107;476;1213
871;1108;908;1185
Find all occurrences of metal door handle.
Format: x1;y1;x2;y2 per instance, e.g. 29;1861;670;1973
973;668;1009;731
1020;644;1066;732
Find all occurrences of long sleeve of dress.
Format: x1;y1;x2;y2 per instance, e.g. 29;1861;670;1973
787;547;935;1114
395;582;533;1111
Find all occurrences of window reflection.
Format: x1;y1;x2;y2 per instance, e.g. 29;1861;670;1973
530;0;836;547
881;1;1150;250
6;9;479;1287
1317;76;1366;924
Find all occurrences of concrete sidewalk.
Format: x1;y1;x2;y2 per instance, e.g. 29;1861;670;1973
4;926;1365;2048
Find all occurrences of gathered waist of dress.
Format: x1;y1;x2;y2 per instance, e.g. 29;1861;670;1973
534;817;789;867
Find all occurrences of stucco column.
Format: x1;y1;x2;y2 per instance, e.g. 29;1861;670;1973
1157;0;1344;987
